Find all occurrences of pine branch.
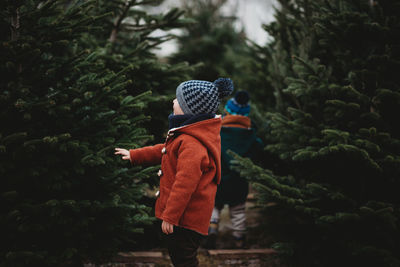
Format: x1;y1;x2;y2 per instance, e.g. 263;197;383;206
10;7;20;41
10;7;22;73
109;0;133;43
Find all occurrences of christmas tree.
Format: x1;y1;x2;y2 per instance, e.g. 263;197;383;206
83;0;195;142
0;0;190;265
170;2;245;83
169;0;277;118
231;0;400;266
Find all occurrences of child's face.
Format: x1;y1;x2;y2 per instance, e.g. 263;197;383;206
173;98;184;115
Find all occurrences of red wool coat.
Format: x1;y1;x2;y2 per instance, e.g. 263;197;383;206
129;117;222;235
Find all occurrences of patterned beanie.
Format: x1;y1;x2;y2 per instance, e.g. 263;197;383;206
176;78;234;115
225;90;250;116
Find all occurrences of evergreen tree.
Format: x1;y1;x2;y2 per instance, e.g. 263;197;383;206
170;0;235;80
232;1;400;266
170;2;248;90
0;0;190;265
170;0;277;116
84;0;195;142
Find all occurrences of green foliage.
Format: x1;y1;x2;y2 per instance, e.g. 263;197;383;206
238;0;400;266
168;0;273;109
0;0;191;265
79;0;196;142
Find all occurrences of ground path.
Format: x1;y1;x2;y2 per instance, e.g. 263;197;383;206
85;194;283;266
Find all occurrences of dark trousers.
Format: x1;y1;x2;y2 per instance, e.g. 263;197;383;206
164;226;205;267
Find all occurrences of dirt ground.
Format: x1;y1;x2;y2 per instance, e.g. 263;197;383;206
86;198;285;267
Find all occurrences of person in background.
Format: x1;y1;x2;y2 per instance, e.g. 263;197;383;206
206;90;263;249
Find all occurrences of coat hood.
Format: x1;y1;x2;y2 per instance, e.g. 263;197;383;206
169;116;222;184
222;114;251;129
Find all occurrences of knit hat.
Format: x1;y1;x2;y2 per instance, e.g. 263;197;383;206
176;78;234;115
225;91;250;116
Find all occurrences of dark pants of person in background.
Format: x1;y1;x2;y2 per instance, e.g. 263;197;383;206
164;226;205;267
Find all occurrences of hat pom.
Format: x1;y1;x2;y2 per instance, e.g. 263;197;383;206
235;91;250;105
214;78;234;99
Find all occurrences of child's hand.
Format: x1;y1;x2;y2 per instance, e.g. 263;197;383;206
162;220;174;234
114;148;131;161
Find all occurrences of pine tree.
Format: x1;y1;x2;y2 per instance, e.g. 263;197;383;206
232;1;400;266
169;2;247;87
169;0;278;115
81;0;195;141
0;0;190;265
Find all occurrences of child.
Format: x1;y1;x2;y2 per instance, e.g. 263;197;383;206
206;90;262;249
115;78;233;266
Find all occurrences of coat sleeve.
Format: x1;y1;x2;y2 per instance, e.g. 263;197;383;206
129;143;164;166
161;137;208;225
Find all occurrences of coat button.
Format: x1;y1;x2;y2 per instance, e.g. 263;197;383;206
161;147;166;154
157;169;163;177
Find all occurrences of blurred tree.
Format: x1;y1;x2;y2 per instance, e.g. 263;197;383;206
170;0;239;80
0;0;191;265
168;0;277;111
233;0;400;266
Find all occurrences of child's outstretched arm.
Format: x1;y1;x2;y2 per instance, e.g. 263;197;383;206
115;148;130;160
115;144;164;166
